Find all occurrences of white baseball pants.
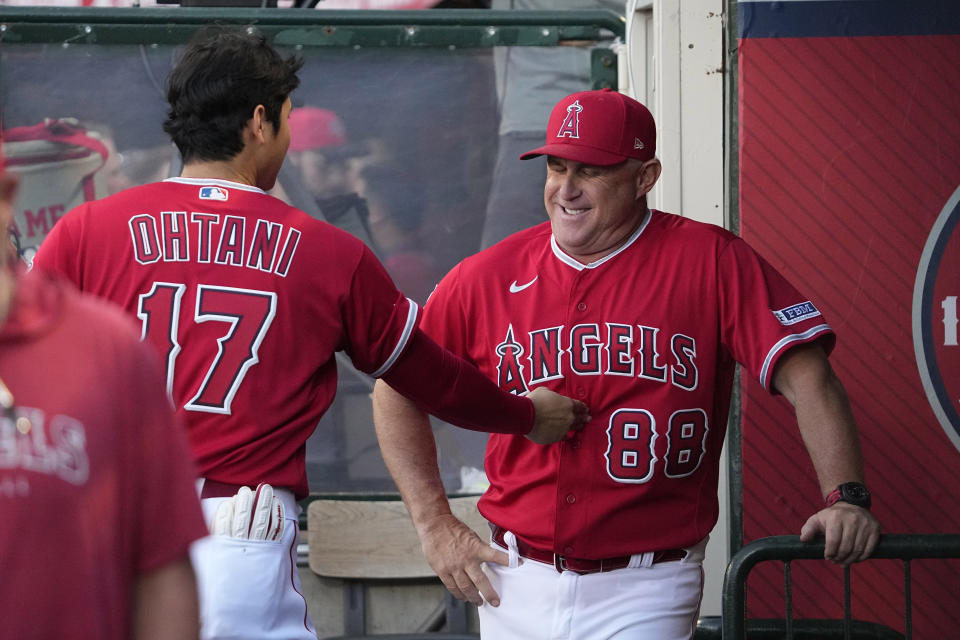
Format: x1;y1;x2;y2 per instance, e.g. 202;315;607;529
479;531;706;640
191;482;316;640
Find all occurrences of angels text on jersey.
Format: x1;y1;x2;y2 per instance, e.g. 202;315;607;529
0;408;90;497
494;322;707;485
495;323;698;394
129;211;301;276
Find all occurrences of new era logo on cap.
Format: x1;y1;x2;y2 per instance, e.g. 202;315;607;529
520;88;657;167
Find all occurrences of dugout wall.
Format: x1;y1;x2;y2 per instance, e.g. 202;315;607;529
734;1;960;637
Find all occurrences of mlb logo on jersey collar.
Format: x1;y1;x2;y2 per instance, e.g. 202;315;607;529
200;186;229;201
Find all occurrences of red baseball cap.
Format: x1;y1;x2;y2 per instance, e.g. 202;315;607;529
520;88;656;166
288;107;347;153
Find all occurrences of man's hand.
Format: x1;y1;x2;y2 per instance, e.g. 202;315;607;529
800;503;880;565
419;513;510;607
526;387;590;444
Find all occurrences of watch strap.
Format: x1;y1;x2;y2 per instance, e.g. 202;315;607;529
825;482;871;509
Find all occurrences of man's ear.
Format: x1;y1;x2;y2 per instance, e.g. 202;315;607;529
635;158;662;198
248;104;268;144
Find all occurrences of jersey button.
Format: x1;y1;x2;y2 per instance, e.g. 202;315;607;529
564;546;574;554
575;387;586;398
577;302;587;312
565;493;576;504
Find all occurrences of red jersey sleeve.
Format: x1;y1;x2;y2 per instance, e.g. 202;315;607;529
718;236;836;391
340;243;420;376
382;262;533;434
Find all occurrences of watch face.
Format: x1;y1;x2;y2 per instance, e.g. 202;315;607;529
841;482;871;507
845;484;868;499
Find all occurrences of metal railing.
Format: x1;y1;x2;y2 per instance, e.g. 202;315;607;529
0;8;623;49
720;534;960;640
0;7;623;88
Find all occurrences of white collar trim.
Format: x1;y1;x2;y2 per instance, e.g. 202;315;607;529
551;208;653;271
165;177;267;194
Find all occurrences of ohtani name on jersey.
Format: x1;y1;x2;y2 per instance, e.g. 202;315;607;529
128;212;301;276
495;323;698;393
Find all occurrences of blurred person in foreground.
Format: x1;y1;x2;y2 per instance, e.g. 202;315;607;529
0;136;206;638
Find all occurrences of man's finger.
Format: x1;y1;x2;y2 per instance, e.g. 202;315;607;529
467;566;501;607
452;570;484;606
570;400;590;430
438;575;468;603
799;513;822;542
822;518;844;563
834;525;857;564
857;527;881;563
477;545;510;568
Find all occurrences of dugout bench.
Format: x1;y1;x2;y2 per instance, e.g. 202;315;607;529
306;494;488;638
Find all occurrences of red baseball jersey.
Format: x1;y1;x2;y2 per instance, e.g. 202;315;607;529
33;178;419;499
0;270;206;639
421;211;835;557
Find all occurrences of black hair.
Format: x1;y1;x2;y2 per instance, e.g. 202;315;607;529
163;26;304;163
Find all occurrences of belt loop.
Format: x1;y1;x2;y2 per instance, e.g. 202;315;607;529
503;529;520;568
639;551;654;568
553;554;567;573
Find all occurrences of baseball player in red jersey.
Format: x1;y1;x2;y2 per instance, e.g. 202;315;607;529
373;88;881;639
31;27;587;640
0;138;206;639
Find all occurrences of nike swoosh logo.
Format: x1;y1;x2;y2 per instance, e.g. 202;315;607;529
509;276;538;293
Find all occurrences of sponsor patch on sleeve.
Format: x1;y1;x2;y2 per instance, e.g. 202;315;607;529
772;301;821;325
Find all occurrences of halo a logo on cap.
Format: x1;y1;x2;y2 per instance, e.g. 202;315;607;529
557;100;583;139
913;184;960;453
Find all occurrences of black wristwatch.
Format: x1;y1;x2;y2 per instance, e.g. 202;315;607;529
825;482;872;509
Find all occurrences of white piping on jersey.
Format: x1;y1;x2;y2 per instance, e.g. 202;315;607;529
759;324;833;390
371;298;420;378
550;208;653;270
164;177;268;194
